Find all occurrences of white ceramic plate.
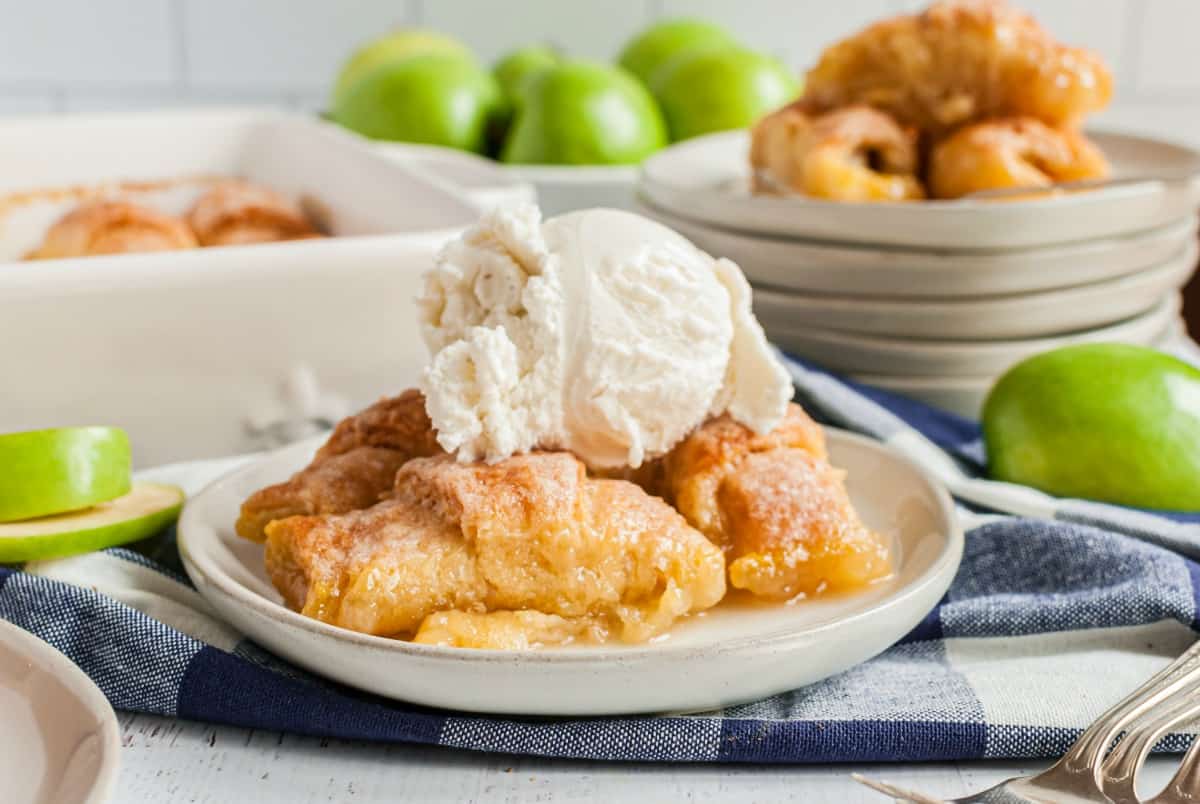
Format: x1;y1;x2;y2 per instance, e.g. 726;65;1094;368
774;294;1181;377
639;198;1197;299
178;429;961;716
753;241;1196;340
849;321;1198;419
0;619;120;804
639;129;1200;249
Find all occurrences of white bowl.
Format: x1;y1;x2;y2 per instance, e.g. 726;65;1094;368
0;618;120;804
640;129;1200;249
752;241;1197;340
502;164;638;215
774;294;1181;377
639;198;1197;299
178;429;961;716
371;142;535;211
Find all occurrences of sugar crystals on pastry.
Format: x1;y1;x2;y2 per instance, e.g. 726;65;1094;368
928;117;1109;199
264;451;726;647
28;199;198;259
235;389;443;542
631;403;892;601
186;180;320;247
750;104;924;201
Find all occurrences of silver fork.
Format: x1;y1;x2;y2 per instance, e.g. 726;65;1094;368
854;638;1200;803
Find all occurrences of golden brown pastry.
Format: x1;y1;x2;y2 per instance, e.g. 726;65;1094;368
802;0;1112;138
235;390;443;542
928;117;1110;199
631;404;891;601
186;180;320;247
264;451;726;646
28;200;197;259
750;104;925;201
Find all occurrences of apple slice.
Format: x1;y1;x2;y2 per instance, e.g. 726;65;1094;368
0;482;184;563
0;427;131;522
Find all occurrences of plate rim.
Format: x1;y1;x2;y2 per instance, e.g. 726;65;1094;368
641;128;1200;215
178;428;963;665
769;293;1181;353
752;238;1198;313
637;194;1199;263
0;617;121;804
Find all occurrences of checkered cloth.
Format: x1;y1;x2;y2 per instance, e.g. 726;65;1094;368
3;352;1200;763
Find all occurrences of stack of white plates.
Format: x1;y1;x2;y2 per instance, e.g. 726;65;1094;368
638;130;1200;417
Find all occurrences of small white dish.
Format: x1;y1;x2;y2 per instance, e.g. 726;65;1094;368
502;163;638;216
178;429;961;716
371;142;536;211
774;294;1181;377
0;618;120;804
640;129;1200;249
639;198;1197;299
753;241;1196;340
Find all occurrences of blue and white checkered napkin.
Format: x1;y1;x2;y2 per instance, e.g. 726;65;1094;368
3;352;1200;764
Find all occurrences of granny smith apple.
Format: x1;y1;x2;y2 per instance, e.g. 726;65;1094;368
494;45;561;104
333;52;506;153
618;19;736;85
983;344;1200;510
0;482;183;563
0;427;130;522
332;29;474;108
501;60;667;165
652;47;799;141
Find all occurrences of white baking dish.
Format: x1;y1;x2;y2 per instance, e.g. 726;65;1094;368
0;108;481;465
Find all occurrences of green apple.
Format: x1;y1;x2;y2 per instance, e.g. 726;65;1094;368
332;52;505;153
983;344;1200;510
494;45;561;104
332;29;474;108
501;60;667;165
0;482;183;563
652;47;799;141
618;19;736;86
0;427;130;522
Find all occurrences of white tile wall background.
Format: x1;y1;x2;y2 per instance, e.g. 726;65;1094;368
0;0;1198;143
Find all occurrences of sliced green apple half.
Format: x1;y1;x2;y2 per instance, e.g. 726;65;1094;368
0;426;132;522
0;482;184;563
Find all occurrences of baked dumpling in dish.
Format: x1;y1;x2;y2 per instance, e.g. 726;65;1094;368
928;117;1109;199
186;180;320;246
802;0;1112;138
263;451;726;647
236;390;443;542
629;404;892;601
750;103;924;201
28;200;197;259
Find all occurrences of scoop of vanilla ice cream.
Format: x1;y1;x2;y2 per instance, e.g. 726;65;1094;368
417;204;791;468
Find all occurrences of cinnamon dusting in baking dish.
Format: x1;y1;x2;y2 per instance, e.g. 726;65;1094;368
0;174;227;223
1;175;326;260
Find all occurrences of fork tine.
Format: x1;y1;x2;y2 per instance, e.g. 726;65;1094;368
1102;683;1200;804
850;773;948;803
1147;734;1200;804
1057;639;1200;781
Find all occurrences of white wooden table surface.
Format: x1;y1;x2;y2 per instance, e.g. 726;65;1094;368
114;712;1181;803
